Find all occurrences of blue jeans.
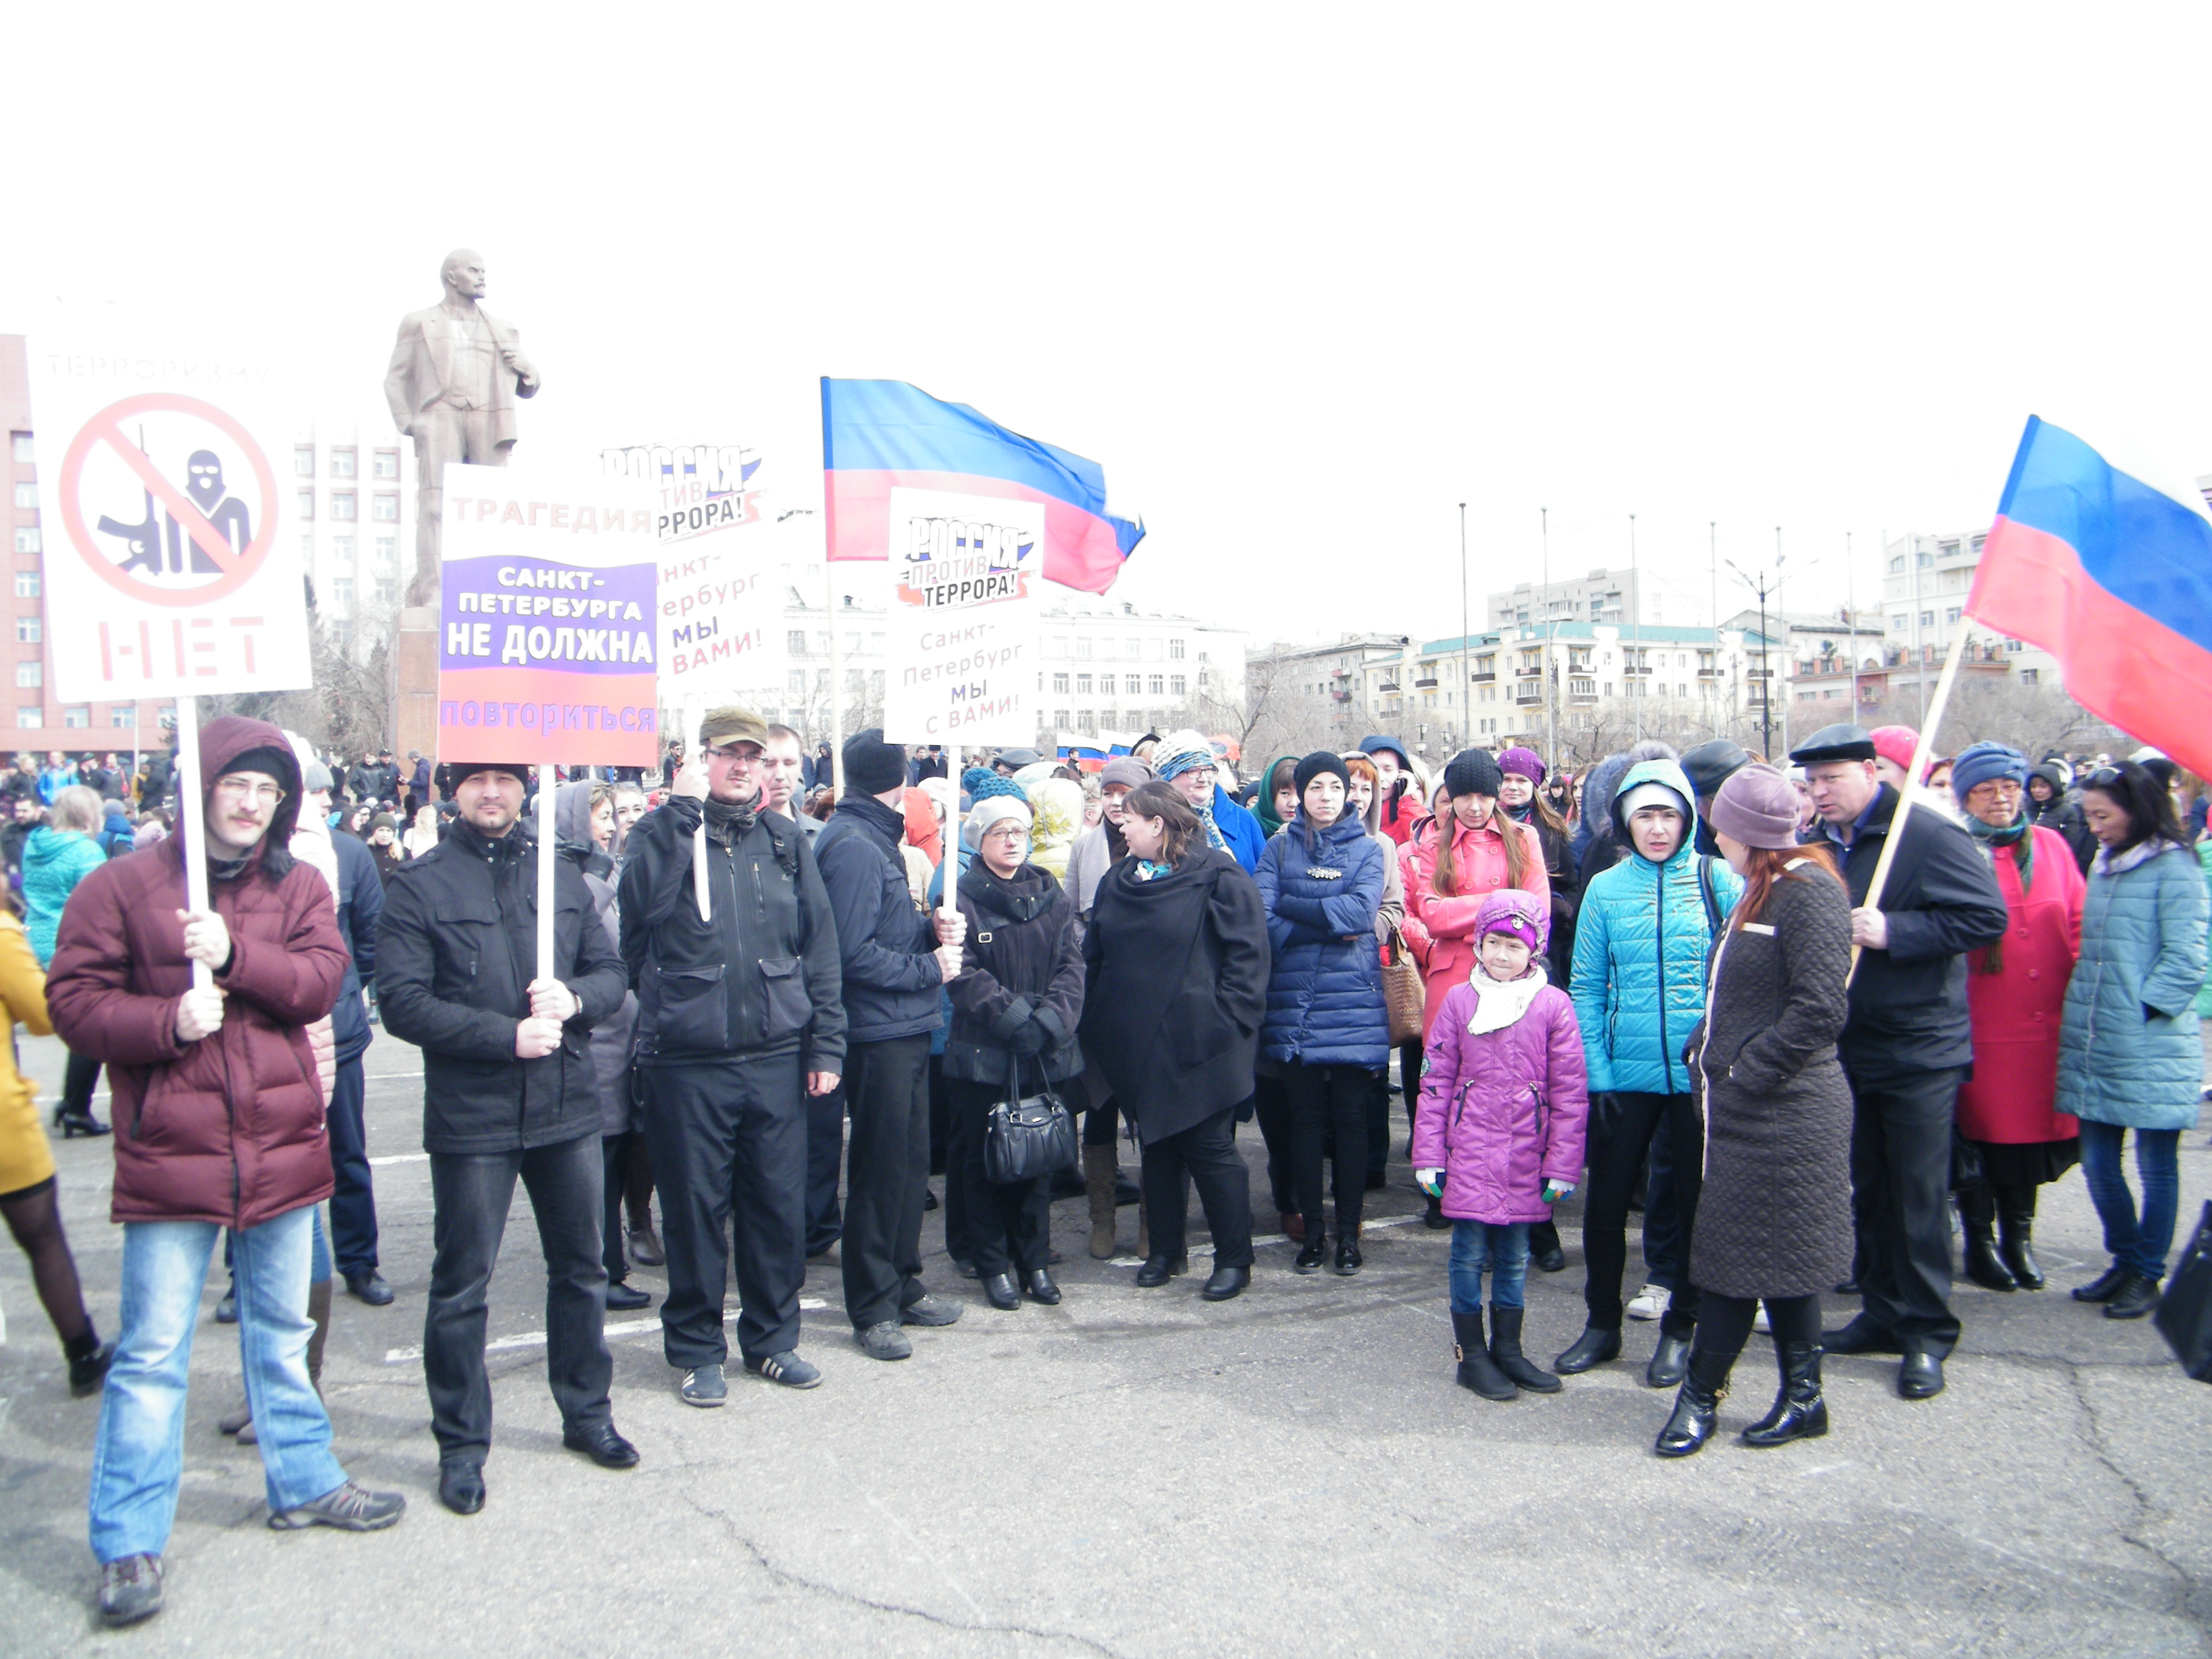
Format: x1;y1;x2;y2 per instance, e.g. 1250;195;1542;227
2079;1121;2183;1280
1450;1220;1531;1312
89;1205;347;1562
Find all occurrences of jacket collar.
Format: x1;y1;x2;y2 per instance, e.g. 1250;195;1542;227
833;792;907;847
451;816;529;862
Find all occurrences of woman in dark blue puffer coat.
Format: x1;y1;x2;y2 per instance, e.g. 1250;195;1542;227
1256;752;1390;1276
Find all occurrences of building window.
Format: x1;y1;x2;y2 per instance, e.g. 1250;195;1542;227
1148;674;1164;695
15;618;37;644
372;493;399;522
2021;668;2040;685
372;449;400;480
110;707;136;727
1075;638;1092;659
1076;673;1093;695
788;630;808;655
1124;639;1142;660
15;706;39;729
1049;636;1068;657
331;492;356;521
1054;709;1071;729
1098;673;1116;695
332;535;355;564
374;578;396;604
12;528;38;554
787;669;807;693
330;576;355;606
331;447;357;479
294;445;315;478
298;490;315;520
1170;674;1186;696
10;434;32;463
1052;672;1070;694
331;620;354;649
15;662;40;688
12;483;35;510
13;573;38;598
1077;711;1095;734
1919;611;1934;628
1945;606;1962;625
1168;638;1186;659
373;534;397;566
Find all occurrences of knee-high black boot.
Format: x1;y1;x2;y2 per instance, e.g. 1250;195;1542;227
1995;1184;2045;1290
1654;1345;1734;1458
1741;1342;1828;1447
1959;1181;2014;1292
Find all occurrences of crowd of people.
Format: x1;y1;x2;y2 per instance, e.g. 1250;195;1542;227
1;709;2205;1627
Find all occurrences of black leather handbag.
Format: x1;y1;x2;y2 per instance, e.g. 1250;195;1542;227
984;1052;1078;1185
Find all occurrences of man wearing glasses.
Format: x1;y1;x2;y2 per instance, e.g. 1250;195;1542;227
49;717;407;1627
619;706;846;1402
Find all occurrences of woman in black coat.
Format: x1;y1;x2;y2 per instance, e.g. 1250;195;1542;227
1660;765;1855;1458
946;794;1087;1310
1079;782;1269;1302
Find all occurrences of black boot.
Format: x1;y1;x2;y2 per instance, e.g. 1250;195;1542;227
1554;1325;1623;1373
65;1327;115;1398
1488;1305;1561;1393
1293;1224;1327;1275
1528;1219;1567;1273
1423;1192;1450;1230
1960;1186;2016;1291
1646;1330;1692;1387
1451;1310;1517;1401
1654;1347;1734;1458
1741;1342;1828;1447
1996;1188;2045;1290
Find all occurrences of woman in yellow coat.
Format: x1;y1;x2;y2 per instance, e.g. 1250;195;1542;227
0;903;112;1393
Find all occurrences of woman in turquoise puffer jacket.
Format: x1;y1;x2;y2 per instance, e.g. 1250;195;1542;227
24;786;113;1137
2057;762;2207;1322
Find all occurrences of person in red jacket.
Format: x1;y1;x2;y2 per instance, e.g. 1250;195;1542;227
47;716;405;1629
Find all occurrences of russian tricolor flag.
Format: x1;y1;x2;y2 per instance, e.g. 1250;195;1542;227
820;378;1144;594
1969;416;2212;779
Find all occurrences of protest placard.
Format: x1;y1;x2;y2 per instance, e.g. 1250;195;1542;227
881;487;1044;748
601;442;763;545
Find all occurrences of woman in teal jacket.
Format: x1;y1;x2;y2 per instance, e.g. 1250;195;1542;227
1558;759;1741;1384
2058;762;2207;1321
24;786;113;1137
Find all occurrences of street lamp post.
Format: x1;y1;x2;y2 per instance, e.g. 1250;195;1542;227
1541;506;1555;768
1708;520;1719;739
1458;503;1469;751
1726;557;1777;760
1629;513;1640;743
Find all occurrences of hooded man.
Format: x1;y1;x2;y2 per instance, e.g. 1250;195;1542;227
49;716;405;1627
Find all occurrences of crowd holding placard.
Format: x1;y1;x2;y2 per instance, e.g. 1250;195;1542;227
0;711;2206;1627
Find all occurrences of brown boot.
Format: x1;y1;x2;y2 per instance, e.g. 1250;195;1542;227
1084;1145;1119;1259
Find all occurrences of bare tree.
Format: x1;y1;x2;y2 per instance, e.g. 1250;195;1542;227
1213;654;1341;774
201;586;394;754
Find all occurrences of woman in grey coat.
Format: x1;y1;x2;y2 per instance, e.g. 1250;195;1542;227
1661;766;1855;1459
2058;762;2208;1322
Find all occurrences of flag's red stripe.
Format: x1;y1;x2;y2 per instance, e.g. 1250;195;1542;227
823;469;1128;595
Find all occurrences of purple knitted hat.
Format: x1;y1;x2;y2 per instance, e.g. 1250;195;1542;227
1498;746;1546;785
1474;887;1549;952
1709;763;1803;850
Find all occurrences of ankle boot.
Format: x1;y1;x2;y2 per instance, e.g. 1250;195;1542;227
1996;1191;2045;1290
1294;1223;1328;1274
64;1327;115;1397
1741;1342;1828;1447
1451;1310;1517;1401
1962;1217;2016;1292
1654;1347;1734;1457
1084;1146;1119;1261
306;1278;332;1395
1487;1305;1561;1393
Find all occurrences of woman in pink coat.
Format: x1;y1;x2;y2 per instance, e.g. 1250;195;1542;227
1403;750;1550;1042
1949;744;2085;1293
1412;890;1588;1403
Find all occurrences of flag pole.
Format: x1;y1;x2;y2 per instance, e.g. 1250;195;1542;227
172;694;212;993
688;699;711;920
819;377;843;799
535;763;557;982
1846;611;1974;984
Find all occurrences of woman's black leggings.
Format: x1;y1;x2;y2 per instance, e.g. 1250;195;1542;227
1;1176;93;1347
1697;1292;1822;1361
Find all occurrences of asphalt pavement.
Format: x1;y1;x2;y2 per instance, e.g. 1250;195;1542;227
3;1029;2210;1658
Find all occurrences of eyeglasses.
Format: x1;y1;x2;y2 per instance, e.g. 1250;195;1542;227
214;776;286;805
982;825;1028;842
704;745;761;765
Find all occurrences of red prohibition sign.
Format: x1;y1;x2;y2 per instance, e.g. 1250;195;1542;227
58;392;278;608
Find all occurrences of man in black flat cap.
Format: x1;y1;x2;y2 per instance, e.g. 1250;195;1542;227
1678;739;1752;858
1788;723;2006;1401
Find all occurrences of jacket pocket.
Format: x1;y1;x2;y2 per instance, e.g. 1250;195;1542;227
759;956;810;1039
653;964;729;1052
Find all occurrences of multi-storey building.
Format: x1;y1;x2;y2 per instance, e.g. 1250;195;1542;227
1881;530;2063;705
1487;565;1710;632
292;418;419;659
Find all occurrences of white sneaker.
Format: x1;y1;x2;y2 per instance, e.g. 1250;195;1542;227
1753;1303;1772;1335
1626;1283;1671;1321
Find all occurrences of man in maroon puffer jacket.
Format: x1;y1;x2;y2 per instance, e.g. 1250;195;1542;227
49;716;406;1629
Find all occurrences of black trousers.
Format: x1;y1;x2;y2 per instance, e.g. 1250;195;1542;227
326;1054;377;1280
61;1048;101;1114
1250;1073;1295;1218
600;1131;640;1285
1367;1068;1392;1181
949;1079;1051;1276
805;1085;845;1256
840;1035;935;1331
1699;1291;1822;1359
424;1132;612;1466
642;1053;808;1367
1284;1062;1371;1236
1583;1090;1703;1337
1845;1062;1963;1356
1139;1109;1254;1269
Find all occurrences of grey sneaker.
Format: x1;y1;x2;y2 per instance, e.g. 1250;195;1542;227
745;1350;822;1389
680;1362;728;1407
98;1553;164;1627
899;1293;962;1327
856;1321;913;1361
267;1480;406;1532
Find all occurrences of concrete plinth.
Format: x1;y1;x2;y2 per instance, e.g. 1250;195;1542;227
392;605;441;762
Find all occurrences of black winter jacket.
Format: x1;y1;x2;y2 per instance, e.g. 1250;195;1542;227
330;828;381;1065
1823;784;2008;1078
376;817;629;1155
947;861;1085;1085
616;794;846;1071
814;794;943;1045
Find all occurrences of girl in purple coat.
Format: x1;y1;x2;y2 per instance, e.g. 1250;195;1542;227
1413;890;1590;1401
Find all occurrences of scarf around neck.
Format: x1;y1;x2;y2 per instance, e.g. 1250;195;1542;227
1466;960;1549;1035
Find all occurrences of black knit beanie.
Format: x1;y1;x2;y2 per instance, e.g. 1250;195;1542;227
1292;750;1350;799
1443;748;1504;800
842;728;910;796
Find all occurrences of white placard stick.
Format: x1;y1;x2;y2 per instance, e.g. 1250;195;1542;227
172;694;211;992
688;705;711;921
536;763;557;983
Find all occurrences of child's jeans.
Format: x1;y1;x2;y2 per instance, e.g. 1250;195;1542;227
1450;1220;1530;1312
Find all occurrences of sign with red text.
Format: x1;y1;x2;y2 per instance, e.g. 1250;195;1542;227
600;441;763;544
882;487;1043;746
437;462;660;766
28;334;313;700
656;511;790;701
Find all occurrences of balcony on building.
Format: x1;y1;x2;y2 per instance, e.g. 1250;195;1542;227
1471;671;1496;683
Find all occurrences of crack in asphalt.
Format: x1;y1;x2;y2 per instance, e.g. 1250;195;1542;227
2063;1359;2211;1636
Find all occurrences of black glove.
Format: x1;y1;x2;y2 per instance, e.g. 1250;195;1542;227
1005;1017;1049;1056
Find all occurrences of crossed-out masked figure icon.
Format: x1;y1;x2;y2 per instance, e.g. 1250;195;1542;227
97;448;251;577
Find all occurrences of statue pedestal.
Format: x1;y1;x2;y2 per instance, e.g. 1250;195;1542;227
392;606;442;766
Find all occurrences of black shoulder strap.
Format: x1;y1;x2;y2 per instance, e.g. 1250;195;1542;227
1697;854;1723;939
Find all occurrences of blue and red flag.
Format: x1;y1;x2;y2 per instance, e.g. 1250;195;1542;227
820;378;1144;594
1969;416;2212;778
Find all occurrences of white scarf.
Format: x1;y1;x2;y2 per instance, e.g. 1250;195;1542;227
1466;960;1549;1034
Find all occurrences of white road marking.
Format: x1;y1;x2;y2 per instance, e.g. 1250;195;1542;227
383;1298;831;1364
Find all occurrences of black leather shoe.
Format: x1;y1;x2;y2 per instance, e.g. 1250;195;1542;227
2103;1273;2161;1320
1897;1351;1945;1399
923;1187;939;1210
1022;1269;1062;1305
1134;1255;1174;1288
1200;1265;1250;1302
2073;1264;2129;1303
1646;1332;1692;1388
1334;1235;1362;1277
439;1462;486;1515
1293;1228;1327;1274
215;1285;238;1324
951;1257;980;1281
344;1271;395;1307
1423;1194;1450;1230
1553;1326;1623;1374
1529;1221;1567;1273
1822;1316;1903;1356
605;1281;651;1312
982;1272;1021;1310
562;1423;640;1469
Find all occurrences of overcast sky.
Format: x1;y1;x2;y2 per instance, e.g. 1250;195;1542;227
10;4;2209;647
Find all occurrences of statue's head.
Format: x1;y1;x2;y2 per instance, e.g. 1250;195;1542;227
441;249;488;300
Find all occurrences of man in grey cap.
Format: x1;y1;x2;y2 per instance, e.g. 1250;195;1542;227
1789;723;2006;1401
